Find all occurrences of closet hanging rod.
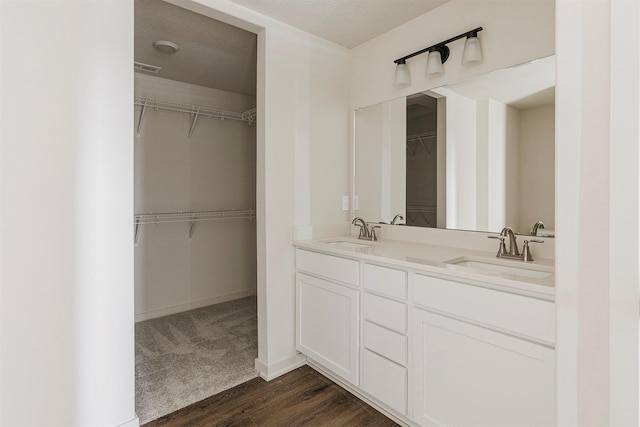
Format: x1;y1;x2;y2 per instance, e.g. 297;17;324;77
134;96;257;125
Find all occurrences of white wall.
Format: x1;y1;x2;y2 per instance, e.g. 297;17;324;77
0;1;136;426
134;75;257;321
556;0;639;425
519;104;554;231
355;98;406;223
167;0;352;379
503;104;520;232
436;87;478;231
477;99;513;233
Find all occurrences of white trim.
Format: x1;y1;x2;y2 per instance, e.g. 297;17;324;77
254;353;307;381
117;416;140;427
135;290;256;322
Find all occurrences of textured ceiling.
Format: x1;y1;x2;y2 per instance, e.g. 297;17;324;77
135;0;257;96
227;0;450;48
135;0;451;95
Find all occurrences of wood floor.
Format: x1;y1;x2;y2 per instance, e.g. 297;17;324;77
143;365;399;427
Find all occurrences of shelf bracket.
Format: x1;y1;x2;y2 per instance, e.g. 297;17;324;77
188;109;200;139
189;218;196;239
136;103;146;136
134;218;140;244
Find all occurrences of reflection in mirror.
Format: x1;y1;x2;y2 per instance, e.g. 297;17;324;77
354;56;555;236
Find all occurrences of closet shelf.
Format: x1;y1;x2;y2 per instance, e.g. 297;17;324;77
134;208;256;242
406;131;437;143
406;131;437;158
406;204;437;213
134;96;257;138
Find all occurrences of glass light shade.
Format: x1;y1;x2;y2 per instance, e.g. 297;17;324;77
426;50;443;76
394;62;410;86
462;36;482;65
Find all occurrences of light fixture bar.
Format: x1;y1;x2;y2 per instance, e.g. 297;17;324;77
393;27;483;65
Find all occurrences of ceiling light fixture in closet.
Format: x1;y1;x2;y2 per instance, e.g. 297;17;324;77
153;40;180;54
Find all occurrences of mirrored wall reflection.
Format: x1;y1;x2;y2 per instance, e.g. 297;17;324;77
354;55;555;236
406;93;439;228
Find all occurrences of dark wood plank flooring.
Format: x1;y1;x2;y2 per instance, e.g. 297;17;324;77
143;365;399;427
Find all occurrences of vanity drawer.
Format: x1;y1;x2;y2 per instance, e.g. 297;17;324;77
363;264;407;300
363;321;407;366
364;292;407;333
413;274;555;344
362;349;407;415
296;249;359;286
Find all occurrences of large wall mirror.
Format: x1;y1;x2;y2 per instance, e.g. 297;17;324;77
354;55;555;237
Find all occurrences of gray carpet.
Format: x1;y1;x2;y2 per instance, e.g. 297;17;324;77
135;296;258;424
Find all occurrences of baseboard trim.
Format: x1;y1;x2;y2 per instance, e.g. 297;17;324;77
306;360;417;427
135;290;256;322
254;353;307;381
117;415;140;427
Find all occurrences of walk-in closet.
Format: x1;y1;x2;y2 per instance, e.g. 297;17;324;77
133;1;257;423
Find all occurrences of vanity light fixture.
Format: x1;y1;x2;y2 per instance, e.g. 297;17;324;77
394;59;411;85
393;27;483;84
426;46;448;76
461;30;482;64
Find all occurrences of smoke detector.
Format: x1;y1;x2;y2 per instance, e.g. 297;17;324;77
152;40;180;54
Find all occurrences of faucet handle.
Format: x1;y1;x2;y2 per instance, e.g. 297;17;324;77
522;239;543;262
370;225;381;241
488;235;507;257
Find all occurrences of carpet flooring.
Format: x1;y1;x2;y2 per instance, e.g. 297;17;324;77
135;296;258;424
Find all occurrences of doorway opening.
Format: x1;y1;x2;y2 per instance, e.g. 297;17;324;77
133;1;258;423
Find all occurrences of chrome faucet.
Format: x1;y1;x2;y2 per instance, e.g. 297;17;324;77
530;221;545;236
352;217;379;241
488;226;543;262
352;217;370;239
391;214;404;225
501;227;519;256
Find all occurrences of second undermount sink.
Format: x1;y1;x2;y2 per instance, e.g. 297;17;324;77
445;255;553;279
324;239;372;251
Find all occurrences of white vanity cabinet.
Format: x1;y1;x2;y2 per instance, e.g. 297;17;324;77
411;273;556;427
294;243;556;427
361;263;408;415
295;249;360;385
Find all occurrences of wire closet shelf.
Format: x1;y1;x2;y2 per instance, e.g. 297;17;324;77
406;130;437;143
134;96;257;137
134;208;256;242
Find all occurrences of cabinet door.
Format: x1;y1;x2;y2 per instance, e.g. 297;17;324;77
412;309;555;427
296;273;359;385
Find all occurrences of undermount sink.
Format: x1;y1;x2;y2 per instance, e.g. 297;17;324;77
445;255;553;279
324;240;372;251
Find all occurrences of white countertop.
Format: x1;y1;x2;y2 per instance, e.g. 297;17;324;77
294;236;555;299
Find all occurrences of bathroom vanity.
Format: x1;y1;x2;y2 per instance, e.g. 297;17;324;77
294;237;555;427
